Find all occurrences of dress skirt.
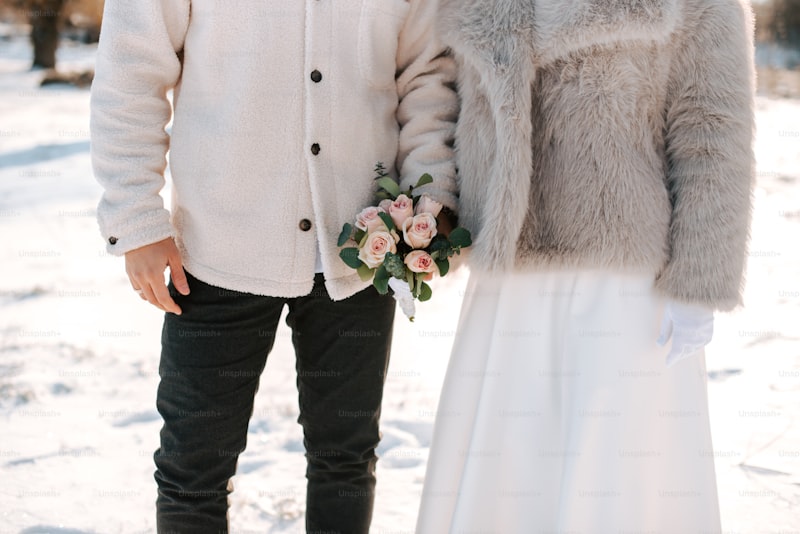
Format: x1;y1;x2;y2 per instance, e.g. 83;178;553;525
416;270;721;534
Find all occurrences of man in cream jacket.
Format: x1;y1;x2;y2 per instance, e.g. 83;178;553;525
90;1;457;532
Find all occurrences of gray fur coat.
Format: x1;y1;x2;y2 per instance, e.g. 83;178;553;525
439;0;756;310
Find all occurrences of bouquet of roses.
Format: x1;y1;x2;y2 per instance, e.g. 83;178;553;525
337;163;472;320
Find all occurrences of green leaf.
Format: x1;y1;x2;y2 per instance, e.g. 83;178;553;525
337;223;354;247
429;235;451;255
354;229;366;245
377;211;396;231
383;252;406;279
448;227;473;249
435;258;450;277
375;176;402;199
357;263;374;282
418;281;432;302
406;269;416;295
339;248;363;269
375;191;393;201
373;264;390;294
414;173;434;189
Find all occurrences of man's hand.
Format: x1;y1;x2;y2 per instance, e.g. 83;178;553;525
125;238;190;314
435;207;456;239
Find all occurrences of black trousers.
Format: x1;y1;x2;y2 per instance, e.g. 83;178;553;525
154;272;396;534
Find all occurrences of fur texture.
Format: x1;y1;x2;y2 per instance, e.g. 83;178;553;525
439;0;755;310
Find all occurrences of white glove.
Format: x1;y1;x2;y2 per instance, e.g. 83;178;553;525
388;277;416;321
656;301;714;367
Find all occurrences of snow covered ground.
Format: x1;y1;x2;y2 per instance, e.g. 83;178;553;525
1;25;798;534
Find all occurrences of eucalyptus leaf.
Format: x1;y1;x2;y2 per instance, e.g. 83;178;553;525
376;176;402;198
357;263;375;282
414;173;434;188
374;263;390;282
373;264;390;294
337;223;354;247
429;235;451;255
383;252;406;279
448;227;473;249
435;258;450;277
339;248;363;269
377;211;396;231
354;229;366;245
419;281;432;302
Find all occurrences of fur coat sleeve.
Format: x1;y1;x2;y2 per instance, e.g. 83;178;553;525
656;0;756;310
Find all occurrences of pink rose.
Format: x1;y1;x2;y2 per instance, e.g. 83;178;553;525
402;213;438;249
388;194;414;229
404;250;438;274
355;206;387;233
358;231;397;269
414;195;443;217
378;199;393;213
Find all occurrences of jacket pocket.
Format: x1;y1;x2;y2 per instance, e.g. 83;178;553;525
358;0;410;89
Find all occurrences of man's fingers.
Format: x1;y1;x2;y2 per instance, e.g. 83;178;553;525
168;253;190;296
138;283;167;312
151;279;182;315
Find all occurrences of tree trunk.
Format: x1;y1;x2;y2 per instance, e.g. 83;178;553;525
29;0;64;69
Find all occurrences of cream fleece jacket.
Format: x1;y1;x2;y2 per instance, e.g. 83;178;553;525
91;0;458;300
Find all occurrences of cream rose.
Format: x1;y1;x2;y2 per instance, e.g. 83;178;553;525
404;250;438;274
378;199;393;213
388;194;414;229
414;195;443;217
358;231;397;269
355;206;388;233
402;213;438;249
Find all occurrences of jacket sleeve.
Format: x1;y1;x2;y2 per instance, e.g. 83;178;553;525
90;0;190;255
655;0;756;311
395;0;460;212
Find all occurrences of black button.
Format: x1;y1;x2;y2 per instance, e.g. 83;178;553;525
299;219;312;232
108;236;118;245
311;70;322;83
310;143;320;155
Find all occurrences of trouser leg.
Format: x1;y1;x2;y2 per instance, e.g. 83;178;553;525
287;276;396;534
154;273;284;533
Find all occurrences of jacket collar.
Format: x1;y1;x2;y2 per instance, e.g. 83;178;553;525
439;0;682;66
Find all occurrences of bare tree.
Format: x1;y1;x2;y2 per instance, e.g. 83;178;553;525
29;0;64;68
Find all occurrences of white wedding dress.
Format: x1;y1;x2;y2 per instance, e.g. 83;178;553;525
416;269;721;534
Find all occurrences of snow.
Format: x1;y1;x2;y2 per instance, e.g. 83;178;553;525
1;25;798;534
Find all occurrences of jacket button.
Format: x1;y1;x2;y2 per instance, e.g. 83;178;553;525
299;219;312;232
310;70;322;83
108;236;118;245
310;143;320;155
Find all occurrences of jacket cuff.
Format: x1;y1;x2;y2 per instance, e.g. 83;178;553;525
654;263;743;312
101;209;176;256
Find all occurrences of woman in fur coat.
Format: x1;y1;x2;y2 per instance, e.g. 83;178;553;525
417;0;755;531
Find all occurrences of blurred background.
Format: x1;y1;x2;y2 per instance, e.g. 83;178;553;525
0;1;798;533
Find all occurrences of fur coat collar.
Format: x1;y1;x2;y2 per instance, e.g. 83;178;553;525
439;0;682;66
